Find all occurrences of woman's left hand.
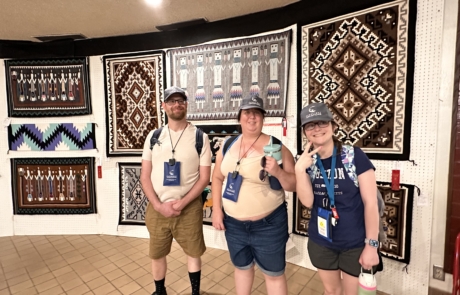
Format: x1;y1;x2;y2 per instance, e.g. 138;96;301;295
263;156;281;176
359;245;380;270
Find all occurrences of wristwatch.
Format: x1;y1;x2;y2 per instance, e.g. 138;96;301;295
364;238;379;248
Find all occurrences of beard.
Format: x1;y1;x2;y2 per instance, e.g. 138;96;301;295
166;107;187;121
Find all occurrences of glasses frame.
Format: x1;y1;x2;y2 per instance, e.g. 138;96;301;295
303;121;330;131
165;99;186;106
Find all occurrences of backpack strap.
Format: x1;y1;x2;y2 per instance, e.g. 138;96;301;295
222;135;241;157
195;127;204;156
341;145;358;187
149;127;164;150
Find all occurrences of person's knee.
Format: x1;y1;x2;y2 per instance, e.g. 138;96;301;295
323;286;342;295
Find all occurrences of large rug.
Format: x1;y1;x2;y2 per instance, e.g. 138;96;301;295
104;51;165;156
300;0;415;160
119;163;148;225
5;58;92;117
9;123;96;151
169;30;291;120
11;157;96;214
293;182;414;264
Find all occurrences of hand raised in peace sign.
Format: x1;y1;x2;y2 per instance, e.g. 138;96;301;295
295;142;322;173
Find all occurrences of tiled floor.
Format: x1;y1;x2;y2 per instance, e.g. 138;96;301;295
0;235;389;295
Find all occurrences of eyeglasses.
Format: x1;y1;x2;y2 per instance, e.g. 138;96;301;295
259;156;268;181
165;99;186;106
303;121;329;131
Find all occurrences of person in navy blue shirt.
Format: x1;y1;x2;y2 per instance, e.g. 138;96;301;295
295;103;380;295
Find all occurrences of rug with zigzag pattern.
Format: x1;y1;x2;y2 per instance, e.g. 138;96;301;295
8;123;96;151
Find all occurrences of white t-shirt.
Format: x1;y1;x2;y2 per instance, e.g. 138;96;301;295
142;123;212;203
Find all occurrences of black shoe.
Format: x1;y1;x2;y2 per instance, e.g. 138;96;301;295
152;291;167;295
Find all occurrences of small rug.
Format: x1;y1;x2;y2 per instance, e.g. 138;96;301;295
119;163;147;225
11;157;96;214
196;125;240;163
5;58;91;117
293;182;414;264
9;123;96;151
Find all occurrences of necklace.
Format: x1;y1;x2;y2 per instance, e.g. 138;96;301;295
237;133;262;165
167;123;188;161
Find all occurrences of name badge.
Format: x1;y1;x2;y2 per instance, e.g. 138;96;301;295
317;207;333;242
163;161;181;186
223;171;242;202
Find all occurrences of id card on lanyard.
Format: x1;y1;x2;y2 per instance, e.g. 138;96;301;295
316;146;339;241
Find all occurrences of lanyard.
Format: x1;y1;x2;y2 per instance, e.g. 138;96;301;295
231;133;261;177
316;146;339;219
167;123;188;165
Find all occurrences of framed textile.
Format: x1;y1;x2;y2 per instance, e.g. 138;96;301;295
377;181;414;264
169;30;291;120
300;0;416;160
104;51;165;157
119;162;148;225
118;164;213;226
8;123;96;151
5;58;91;117
11;157;96;214
293;182;414;264
196;125;240;163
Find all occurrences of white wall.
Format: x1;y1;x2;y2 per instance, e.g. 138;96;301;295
0;0;458;294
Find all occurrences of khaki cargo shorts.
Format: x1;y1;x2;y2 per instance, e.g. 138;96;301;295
145;197;206;259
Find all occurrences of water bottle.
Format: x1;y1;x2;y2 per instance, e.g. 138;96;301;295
263;141;283;190
358;268;377;295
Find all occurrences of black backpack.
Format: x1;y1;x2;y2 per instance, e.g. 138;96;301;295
149;126;205;156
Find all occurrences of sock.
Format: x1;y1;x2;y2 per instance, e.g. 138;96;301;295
188;271;201;295
154;278;166;294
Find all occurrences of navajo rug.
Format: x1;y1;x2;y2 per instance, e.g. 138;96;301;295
196;125;240;163
300;0;415;160
293;182;414;264
119;163;147;225
104;51;165;156
9;123;96;151
119;163;213;226
11;157;96;214
169;30;291;120
5;58;91;117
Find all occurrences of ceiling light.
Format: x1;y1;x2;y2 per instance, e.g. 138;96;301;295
145;0;162;6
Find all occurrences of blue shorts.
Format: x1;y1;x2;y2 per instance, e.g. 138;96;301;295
223;202;289;277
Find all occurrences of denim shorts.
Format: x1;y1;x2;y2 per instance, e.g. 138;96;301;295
223;202;289;277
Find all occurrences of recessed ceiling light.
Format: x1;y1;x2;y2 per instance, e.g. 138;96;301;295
145;0;162;6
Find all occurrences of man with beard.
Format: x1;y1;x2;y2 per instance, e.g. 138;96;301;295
141;86;212;295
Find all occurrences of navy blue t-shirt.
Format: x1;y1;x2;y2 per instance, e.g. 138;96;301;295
308;146;375;250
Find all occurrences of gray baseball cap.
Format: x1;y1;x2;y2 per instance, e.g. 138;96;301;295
164;86;187;101
239;95;266;113
300;103;334;127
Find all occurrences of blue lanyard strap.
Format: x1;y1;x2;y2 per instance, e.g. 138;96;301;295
316;146;337;207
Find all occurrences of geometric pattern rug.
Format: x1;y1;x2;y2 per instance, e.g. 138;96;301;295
293;182;414;264
169;30;291;120
300;0;415;160
118;162;214;226
118;162;148;225
11;157;96;214
5;58;92;117
8;123;96;151
104;51;165;156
